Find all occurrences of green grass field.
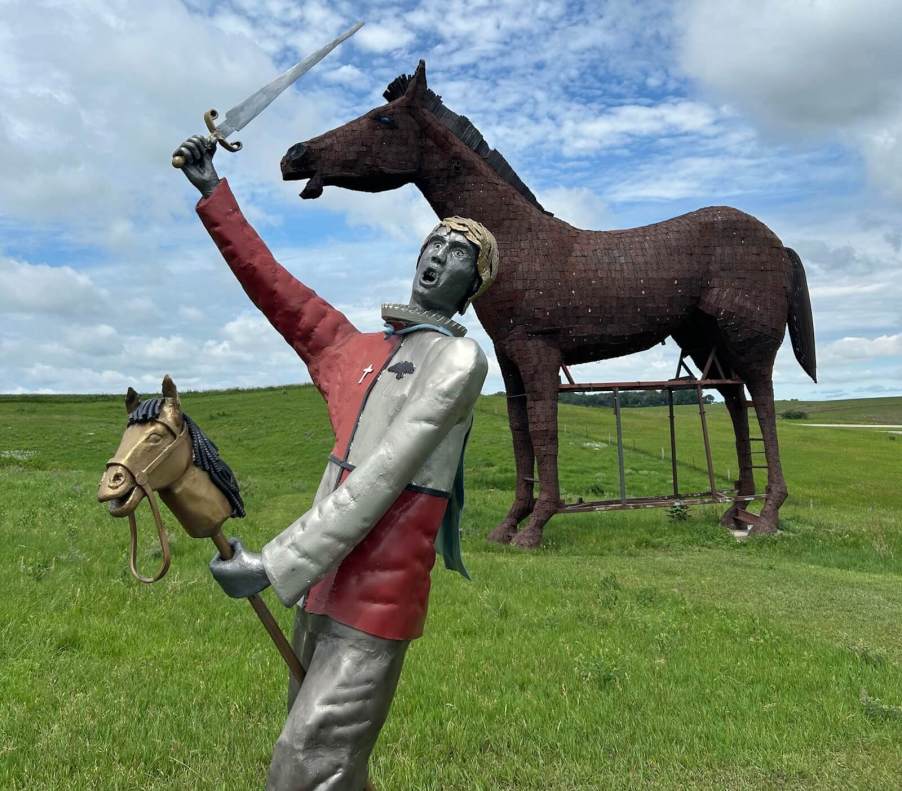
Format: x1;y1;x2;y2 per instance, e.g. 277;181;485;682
2;388;901;790
773;396;902;424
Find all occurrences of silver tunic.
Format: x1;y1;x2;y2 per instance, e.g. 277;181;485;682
261;321;487;608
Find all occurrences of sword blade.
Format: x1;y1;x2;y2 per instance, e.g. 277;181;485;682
215;21;363;139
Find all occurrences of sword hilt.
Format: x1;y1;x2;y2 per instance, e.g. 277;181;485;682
171;109;242;169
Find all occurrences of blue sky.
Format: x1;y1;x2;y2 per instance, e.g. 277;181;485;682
2;0;901;399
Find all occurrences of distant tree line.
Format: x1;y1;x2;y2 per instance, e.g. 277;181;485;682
559;390;714;408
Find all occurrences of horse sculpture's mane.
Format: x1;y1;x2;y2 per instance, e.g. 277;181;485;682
384;73;550;215
128;398;245;518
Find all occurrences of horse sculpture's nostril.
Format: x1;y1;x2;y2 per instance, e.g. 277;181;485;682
285;142;306;162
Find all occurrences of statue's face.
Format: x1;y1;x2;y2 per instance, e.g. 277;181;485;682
410;227;479;316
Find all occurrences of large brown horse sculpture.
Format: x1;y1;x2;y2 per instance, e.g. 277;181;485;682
279;61;816;546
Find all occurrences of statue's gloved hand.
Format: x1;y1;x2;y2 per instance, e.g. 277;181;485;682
174;134;221;198
209;538;271;598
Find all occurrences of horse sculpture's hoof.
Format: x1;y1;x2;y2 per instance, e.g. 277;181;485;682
719;505;746;529
486;522;517;544
749;518;779;536
510;526;543;549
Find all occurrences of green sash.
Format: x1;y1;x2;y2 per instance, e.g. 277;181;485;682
435;426;472;579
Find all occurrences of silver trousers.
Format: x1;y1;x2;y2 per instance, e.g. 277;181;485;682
267;609;409;791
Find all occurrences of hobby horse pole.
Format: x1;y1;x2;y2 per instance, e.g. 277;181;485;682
210;530;305;683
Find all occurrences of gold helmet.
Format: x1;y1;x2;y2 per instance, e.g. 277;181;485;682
422;216;499;313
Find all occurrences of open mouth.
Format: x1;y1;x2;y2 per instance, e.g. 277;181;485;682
420;267;439;286
300;172;324;200
98;479;146;517
105;485;145;517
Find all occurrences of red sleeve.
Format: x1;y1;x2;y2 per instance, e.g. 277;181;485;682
196;179;358;399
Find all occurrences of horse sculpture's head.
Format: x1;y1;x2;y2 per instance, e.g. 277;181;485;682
281;60;431;198
97;375;191;517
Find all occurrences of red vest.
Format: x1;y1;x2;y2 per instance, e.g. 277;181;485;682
198;181;450;640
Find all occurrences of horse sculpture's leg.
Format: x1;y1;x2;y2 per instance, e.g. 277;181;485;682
487;350;536;544
718;384;756;527
506;336;562;549
745;377;787;533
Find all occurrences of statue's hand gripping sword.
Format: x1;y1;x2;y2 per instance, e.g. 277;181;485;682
172;21;363;168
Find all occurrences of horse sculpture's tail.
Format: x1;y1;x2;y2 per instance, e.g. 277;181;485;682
785;247;817;382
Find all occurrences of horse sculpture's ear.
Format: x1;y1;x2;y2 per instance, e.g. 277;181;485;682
161;374;180;407
405;60;427;101
125;387;140;415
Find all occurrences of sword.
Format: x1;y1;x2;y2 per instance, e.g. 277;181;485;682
172;21;363;168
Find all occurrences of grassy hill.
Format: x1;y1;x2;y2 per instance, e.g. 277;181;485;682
2;387;901;789
773;395;902;424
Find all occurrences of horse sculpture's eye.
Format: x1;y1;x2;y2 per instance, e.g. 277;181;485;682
146;432;163;444
375;115;397;129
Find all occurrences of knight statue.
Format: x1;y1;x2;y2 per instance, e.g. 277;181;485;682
174;132;493;790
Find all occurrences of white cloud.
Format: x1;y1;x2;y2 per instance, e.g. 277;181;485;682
144;336;195;363
678;0;902;198
679;0;902;129
202;0;351;61
313;182;438;241
536;186;608;229
64;324;120;355
832;334;902;360
561;101;722;154
0;0;337;232
353;22;415;53
0;256;106;316
606;155;767;202
178;305;204;322
21;363;148;394
217;313;300;362
322;63;368;86
809;283;886;299
860;128;902;200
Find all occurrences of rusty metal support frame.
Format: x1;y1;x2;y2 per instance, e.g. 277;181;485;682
696;384;717;497
613;388;627;503
557;349;765;514
667;389;678;497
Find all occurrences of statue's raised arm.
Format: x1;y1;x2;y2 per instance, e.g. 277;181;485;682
175;135;358;401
